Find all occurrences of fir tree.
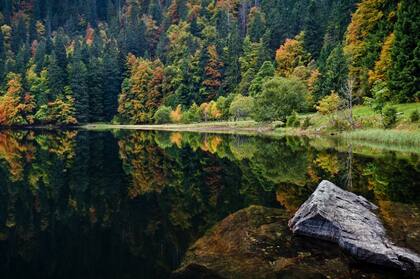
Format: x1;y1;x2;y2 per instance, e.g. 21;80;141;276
389;0;420;102
68;43;89;123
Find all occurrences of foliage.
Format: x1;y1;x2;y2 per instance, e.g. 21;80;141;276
117;54;164;124
0;73;35;125
301;117;311;129
35;95;77;125
382;104;397;129
275;32;311;77
409;110;419;123
365;80;391;113
153;106;172;124
286;112;300;127
248;61;275;97
182;102;202;124
388;0;420;102
229;95;255;120
170;105;183;123
316;92;341;115
344;0;398;97
254;77;307;122
0;0;416;126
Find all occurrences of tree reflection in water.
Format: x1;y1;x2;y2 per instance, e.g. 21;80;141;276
0;129;418;278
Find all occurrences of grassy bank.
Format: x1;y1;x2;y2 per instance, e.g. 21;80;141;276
83;120;277;136
84;103;420;150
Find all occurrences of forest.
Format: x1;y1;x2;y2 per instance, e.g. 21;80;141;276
0;0;417;126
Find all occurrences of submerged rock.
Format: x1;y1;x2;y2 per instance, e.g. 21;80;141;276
289;180;420;272
173;205;402;279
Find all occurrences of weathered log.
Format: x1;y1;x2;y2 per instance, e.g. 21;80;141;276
289;180;420;272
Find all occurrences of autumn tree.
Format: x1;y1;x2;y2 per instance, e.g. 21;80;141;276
0;73;35;125
276;32;312;76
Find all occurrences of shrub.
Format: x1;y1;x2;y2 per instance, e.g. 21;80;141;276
286;111;300;127
301;117;311;129
153;106;172;124
382;105;397;128
229;94;255;120
410;110;419;123
316;92;341;115
182;102;201;123
170;105;183;123
366;81;391;113
254;77;307;122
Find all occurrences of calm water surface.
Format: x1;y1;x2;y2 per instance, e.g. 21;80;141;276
0;129;418;278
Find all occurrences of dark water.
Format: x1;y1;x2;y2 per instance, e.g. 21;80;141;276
0;129;418;278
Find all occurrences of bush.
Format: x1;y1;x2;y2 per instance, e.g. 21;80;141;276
170;105;183;123
181;102;201;124
366;81;391;113
229;94;255;120
382;105;397;128
286;111;300;127
254;77;307;122
316;92;341;115
410;110;419;123
331;118;351;131
153;106;171;124
301;117;311;129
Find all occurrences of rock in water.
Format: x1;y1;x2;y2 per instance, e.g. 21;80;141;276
289;180;420;272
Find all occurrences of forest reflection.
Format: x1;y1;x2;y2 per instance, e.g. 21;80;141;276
0;129;418;278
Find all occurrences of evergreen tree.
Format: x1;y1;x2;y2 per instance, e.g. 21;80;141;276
102;43;122;121
47;53;66;98
68;43;89;123
0;31;5;82
247;7;266;43
87;56;105;122
54;31;68;72
388;0;420;102
303;1;322;58
315;44;348;100
223;22;242;93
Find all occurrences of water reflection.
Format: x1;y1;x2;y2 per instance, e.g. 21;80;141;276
0;129;418;278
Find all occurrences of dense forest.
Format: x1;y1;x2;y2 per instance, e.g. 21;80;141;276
0;0;417;125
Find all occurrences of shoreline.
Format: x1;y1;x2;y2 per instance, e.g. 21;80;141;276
82;121;280;136
1;121;419;153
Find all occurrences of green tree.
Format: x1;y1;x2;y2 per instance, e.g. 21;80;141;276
68;44;89;123
153;105;172;124
315;44;348;100
388;0;420;102
254;77;307;122
247;7;266;43
249;61;275;97
229;94;255;120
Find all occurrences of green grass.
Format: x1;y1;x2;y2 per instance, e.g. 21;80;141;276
341;129;420;147
352;103;420;119
85;103;420;150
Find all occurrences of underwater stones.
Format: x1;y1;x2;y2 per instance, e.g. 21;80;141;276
289;180;420;272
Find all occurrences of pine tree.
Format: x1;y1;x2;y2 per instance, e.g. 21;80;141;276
54;31;68;71
223;22;242;93
249;61;275;97
247;7;266;43
102;43;122;121
68;43;89;123
87;56;105;122
47;53;66;98
388;0;420;102
0;31;5;82
315;44;348;100
303;1;322;58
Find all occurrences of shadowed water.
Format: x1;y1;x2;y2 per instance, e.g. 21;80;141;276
0;129;418;278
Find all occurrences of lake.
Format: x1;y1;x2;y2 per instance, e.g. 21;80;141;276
0;129;418;278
